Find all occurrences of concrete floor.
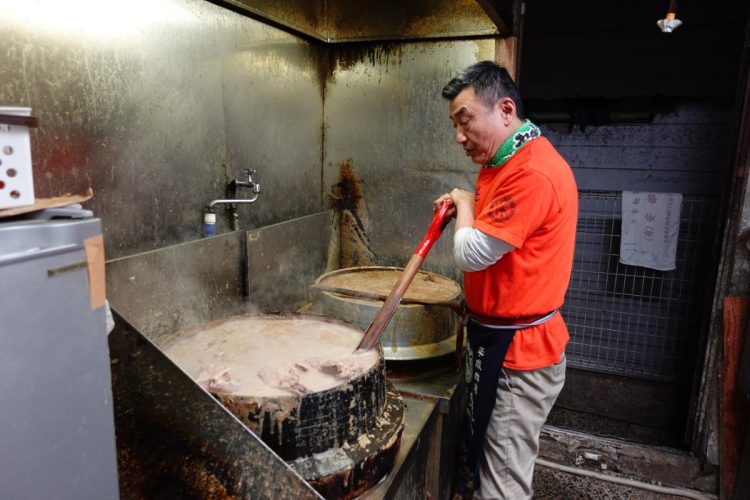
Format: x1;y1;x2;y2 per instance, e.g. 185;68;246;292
533;462;705;500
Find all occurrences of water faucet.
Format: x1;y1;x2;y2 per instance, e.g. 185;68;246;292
204;169;262;235
208;169;261;209
235;169;261;194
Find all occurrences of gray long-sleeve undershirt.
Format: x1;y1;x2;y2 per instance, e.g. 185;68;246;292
453;226;514;272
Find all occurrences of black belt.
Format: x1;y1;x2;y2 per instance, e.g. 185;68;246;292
468;309;558;330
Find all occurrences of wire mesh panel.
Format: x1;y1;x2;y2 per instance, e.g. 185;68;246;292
561;191;720;381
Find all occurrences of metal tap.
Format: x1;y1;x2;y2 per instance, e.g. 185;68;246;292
206;169;262;232
234;169;261;192
209;169;261;209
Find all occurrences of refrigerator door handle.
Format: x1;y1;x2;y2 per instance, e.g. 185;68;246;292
47;260;88;278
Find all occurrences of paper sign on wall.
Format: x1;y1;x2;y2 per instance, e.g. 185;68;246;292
620;191;682;271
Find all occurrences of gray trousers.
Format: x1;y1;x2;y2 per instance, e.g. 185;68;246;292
474;355;566;500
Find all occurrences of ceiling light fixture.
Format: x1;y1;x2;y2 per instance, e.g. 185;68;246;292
657;0;682;33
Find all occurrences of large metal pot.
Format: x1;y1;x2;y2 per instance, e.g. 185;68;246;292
312;266;462;361
160;312;405;499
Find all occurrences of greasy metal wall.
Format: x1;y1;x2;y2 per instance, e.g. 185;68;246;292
0;0;323;259
220;0;498;42
323;39;500;279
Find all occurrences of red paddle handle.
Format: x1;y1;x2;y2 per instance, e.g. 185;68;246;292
415;200;453;258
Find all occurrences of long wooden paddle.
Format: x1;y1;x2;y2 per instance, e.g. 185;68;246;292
355;200;453;352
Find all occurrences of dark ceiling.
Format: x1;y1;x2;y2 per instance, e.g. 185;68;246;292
520;0;749;101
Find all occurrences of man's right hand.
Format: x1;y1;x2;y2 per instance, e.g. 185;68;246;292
433;194;457;219
447;188;475;212
435;189;475;231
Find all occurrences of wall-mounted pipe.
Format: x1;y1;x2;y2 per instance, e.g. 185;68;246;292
209;169;261;209
204;169;262;235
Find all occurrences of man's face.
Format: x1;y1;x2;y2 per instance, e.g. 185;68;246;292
449;87;510;166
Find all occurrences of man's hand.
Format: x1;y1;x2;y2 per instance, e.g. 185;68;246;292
433;193;457;219
448;188;474;211
435;189;475;231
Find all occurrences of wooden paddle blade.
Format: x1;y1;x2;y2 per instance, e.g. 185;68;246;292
356;254;423;352
355;201;453;353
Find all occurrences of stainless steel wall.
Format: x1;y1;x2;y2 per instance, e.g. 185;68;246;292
323;39;498;279
223;0;498;42
0;0;323;259
1;0;507;272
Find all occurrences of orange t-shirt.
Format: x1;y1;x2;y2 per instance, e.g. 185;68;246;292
465;137;578;370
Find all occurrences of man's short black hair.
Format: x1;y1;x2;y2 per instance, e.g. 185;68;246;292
442;61;525;120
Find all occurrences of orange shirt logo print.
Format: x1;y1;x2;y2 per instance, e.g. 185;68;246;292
487;195;516;223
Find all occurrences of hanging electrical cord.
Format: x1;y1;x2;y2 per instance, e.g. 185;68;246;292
535;458;717;500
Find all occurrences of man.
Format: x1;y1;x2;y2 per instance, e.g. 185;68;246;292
436;61;578;499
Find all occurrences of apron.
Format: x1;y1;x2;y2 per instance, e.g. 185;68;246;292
463;310;558;490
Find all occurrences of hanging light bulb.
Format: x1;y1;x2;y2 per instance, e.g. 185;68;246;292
657;0;683;33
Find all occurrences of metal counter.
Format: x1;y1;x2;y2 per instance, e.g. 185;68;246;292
388;358;466;500
106;212;465;498
109;311;322;499
360;396;438;499
108;308;453;499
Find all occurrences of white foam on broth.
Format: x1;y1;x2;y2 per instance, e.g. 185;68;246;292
161;317;379;398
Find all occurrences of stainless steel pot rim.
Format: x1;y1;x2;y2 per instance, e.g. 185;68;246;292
381;334;457;361
315;266;462;302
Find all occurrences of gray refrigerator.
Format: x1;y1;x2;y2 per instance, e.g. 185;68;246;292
0;211;119;499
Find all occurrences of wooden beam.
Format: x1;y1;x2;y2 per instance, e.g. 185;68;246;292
722;296;750;500
495;36;519;82
475;0;515;35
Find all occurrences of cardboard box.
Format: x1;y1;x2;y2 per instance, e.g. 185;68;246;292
0;106;35;209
